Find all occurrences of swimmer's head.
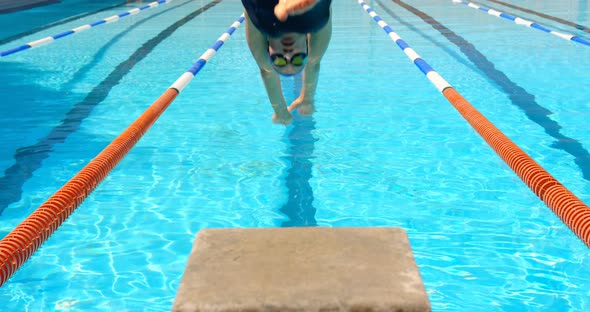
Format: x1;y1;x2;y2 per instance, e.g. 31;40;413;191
268;33;308;76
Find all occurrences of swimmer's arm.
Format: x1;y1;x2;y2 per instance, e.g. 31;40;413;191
244;13;292;125
299;14;331;104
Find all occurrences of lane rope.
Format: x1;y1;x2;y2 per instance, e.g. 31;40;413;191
452;0;590;47
358;0;590;247
0;0;178;58
485;0;590;34
0;13;245;288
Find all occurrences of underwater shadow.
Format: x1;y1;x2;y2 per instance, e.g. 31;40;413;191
279;114;318;227
277;74;318;227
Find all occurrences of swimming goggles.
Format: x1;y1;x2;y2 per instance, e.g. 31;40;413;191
270;53;307;67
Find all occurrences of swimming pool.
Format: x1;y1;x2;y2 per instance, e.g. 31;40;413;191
1;0;589;310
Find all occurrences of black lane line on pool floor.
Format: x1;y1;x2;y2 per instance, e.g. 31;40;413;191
484;0;590;34
0;1;129;45
0;0;60;15
279;115;319;227
0;0;222;215
278;75;318;227
378;0;590;181
59;0;198;103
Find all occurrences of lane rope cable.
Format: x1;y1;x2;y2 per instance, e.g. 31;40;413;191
0;14;245;288
0;0;179;58
452;0;590;47
358;0;590;247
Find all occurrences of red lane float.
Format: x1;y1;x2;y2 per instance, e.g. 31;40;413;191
0;89;179;286
443;88;590;246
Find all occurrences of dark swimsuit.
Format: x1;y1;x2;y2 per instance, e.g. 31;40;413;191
241;0;331;38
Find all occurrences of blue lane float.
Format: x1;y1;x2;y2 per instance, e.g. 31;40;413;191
170;14;245;92
356;0;452;93
0;0;177;58
452;0;590;47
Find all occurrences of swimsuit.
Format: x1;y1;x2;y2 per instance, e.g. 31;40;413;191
241;0;331;37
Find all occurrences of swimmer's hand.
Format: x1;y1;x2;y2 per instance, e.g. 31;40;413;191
272;111;293;125
289;95;315;116
274;0;320;22
272;104;294;125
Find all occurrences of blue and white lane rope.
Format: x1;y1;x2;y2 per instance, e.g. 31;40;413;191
452;0;590;47
357;0;451;93
170;14;245;92
0;0;176;58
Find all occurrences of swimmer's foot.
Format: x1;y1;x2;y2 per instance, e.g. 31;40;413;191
274;0;320;21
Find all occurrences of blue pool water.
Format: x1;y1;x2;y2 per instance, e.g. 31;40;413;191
1;0;589;310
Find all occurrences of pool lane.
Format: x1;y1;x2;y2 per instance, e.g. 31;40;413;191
0;3;245;288
0;0;180;58
0;1;128;45
361;0;590;247
485;0;590;34
452;0;590;47
381;0;590;181
0;0;222;215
